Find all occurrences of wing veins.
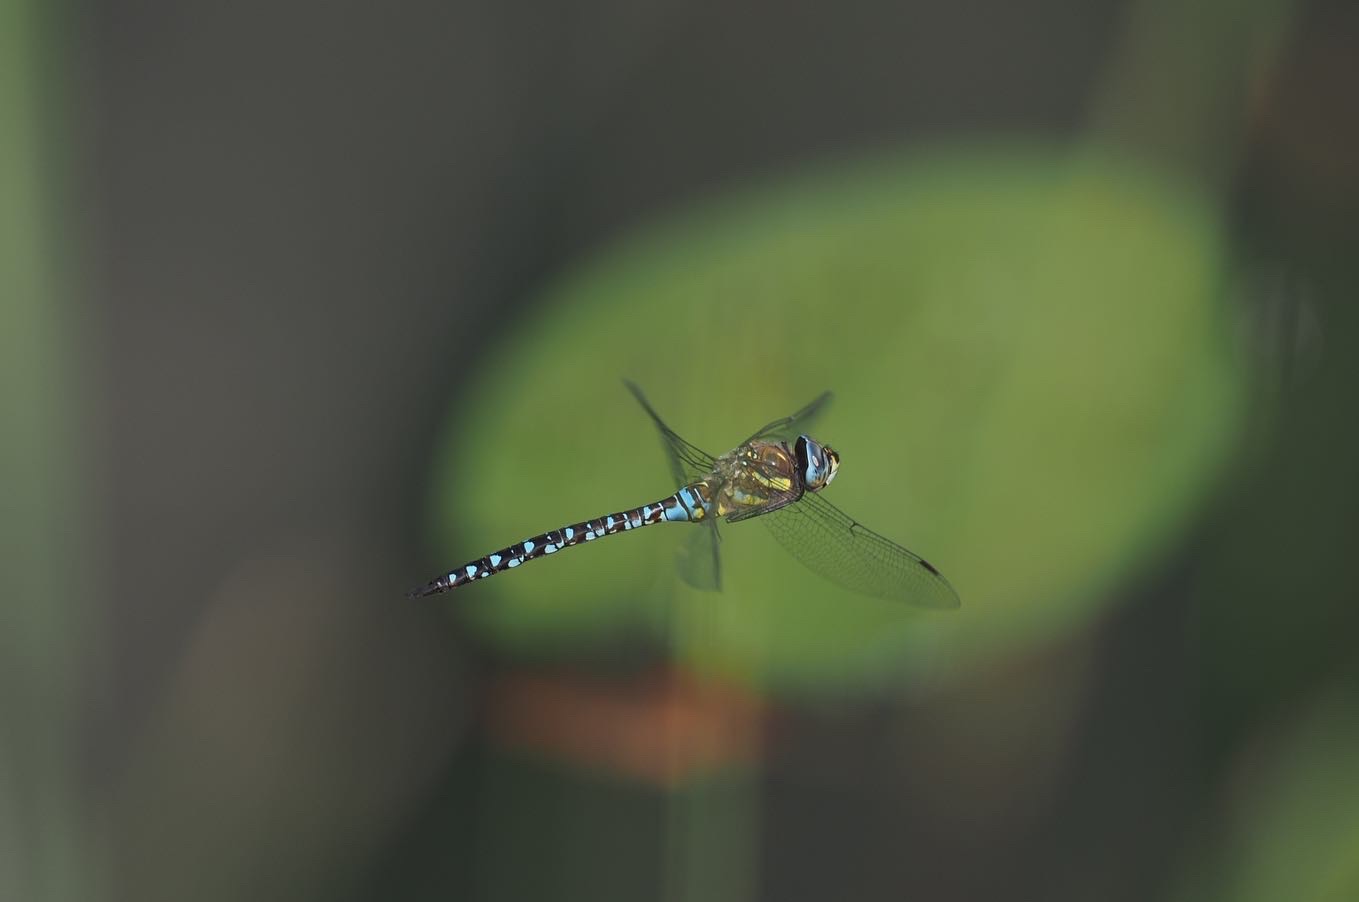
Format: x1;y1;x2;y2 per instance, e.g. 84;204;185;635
761;491;960;608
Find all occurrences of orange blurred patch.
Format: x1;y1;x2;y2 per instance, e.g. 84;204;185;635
485;665;766;787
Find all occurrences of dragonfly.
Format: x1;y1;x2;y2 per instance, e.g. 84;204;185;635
408;382;960;608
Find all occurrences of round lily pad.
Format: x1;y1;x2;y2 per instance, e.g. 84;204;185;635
427;146;1245;693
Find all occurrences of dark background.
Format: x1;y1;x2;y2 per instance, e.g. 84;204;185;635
5;0;1359;900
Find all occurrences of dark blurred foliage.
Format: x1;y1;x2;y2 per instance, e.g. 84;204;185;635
4;0;1359;901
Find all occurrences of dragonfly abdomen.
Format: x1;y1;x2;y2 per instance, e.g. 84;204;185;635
408;482;713;598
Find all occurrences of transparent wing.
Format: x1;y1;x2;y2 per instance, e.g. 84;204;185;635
761;491;960;608
744;390;834;444
623;380;717;484
674;518;722;591
623;381;724;591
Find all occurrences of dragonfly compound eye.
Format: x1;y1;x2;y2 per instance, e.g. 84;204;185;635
796;435;836;491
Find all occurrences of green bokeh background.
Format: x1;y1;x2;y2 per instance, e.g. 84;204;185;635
433;148;1244;692
12;0;1359;899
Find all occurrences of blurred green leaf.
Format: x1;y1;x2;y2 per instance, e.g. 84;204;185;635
428;146;1245;692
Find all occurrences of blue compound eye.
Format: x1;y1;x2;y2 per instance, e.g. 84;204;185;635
795;435;834;490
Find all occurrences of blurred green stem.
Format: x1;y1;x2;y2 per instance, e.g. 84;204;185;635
0;0;100;898
665;773;761;902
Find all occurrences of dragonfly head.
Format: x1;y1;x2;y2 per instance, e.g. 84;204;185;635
795;435;840;491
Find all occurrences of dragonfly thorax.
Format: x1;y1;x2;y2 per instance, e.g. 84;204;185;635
795;435;840;491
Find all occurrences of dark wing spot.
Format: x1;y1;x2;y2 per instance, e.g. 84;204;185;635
919;558;940;576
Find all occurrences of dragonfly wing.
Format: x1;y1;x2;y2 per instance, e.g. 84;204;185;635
762;491;960;608
623;380;717;484
674;517;722;591
744;390;834;444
